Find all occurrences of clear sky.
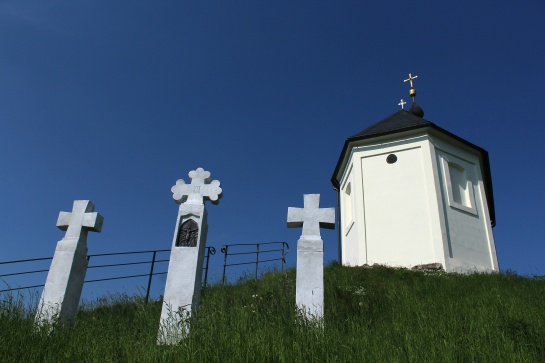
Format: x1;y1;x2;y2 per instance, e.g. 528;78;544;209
1;2;544;299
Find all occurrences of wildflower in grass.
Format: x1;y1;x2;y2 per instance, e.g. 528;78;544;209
353;287;366;296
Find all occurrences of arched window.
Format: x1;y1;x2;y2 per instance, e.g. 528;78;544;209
176;219;199;247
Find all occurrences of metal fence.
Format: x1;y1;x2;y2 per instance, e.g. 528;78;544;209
0;247;216;304
0;256;53;292
0;241;289;300
220;242;289;283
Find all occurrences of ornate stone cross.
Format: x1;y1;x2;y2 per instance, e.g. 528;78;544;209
57;200;103;240
288;194;335;238
171;167;222;205
158;167;221;344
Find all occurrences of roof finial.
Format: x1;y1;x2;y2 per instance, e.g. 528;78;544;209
404;73;418;103
398;99;406;110
403;73;424;118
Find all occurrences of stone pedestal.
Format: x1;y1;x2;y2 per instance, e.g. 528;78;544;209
158;204;208;344
296;237;324;318
36;200;103;327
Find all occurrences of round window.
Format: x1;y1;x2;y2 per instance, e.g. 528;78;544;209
386;154;397;164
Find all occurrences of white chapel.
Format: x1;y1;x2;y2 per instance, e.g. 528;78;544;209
331;75;499;273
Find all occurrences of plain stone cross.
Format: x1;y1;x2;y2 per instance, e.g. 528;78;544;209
57;200;103;239
36;200;103;329
288;193;335;322
287;194;335;238
171;167;222;205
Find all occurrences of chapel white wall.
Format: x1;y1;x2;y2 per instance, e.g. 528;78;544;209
340;163;361;266
358;141;438;268
339;135;443;268
338;132;498;272
430;135;498;272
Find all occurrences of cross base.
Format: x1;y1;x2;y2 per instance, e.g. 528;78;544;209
296;236;324;320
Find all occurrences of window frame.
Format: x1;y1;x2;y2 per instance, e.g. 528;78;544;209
440;155;478;216
342;167;355;235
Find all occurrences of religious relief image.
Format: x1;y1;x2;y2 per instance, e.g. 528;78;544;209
176;219;199;247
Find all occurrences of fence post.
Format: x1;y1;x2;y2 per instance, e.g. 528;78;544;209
255;244;259;279
203;247;215;288
281;243;285;271
221;245;228;284
145;251;157;304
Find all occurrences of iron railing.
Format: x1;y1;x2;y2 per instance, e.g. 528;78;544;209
0;247;216;304
0;256;53;292
220;242;289;283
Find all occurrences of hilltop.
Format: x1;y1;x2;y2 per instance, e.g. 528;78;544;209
1;264;545;362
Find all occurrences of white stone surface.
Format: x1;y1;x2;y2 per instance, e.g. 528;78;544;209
158;168;220;345
171;167;222;205
295;238;324;319
335;130;499;273
288;194;335;239
36;200;103;327
288;194;334;320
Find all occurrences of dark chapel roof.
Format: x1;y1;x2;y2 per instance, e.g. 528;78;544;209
349;108;432;139
331;109;496;227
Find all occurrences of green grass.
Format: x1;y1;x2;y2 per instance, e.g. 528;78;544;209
1;264;545;362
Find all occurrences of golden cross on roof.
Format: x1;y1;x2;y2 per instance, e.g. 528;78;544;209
404;73;418;88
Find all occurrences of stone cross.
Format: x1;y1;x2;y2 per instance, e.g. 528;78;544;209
288;194;335;238
57;200;103;239
287;194;335;322
36;200;103;329
158;167;221;344
171;167;222;205
398;99;406;110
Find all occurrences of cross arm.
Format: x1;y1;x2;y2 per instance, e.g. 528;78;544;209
287;207;303;228
319;208;335;229
83;212;104;232
56;211;72;231
203;180;222;203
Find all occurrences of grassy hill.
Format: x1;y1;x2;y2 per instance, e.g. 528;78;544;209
1;264;545;362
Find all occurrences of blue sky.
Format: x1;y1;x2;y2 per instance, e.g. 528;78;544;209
1;2;544;299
